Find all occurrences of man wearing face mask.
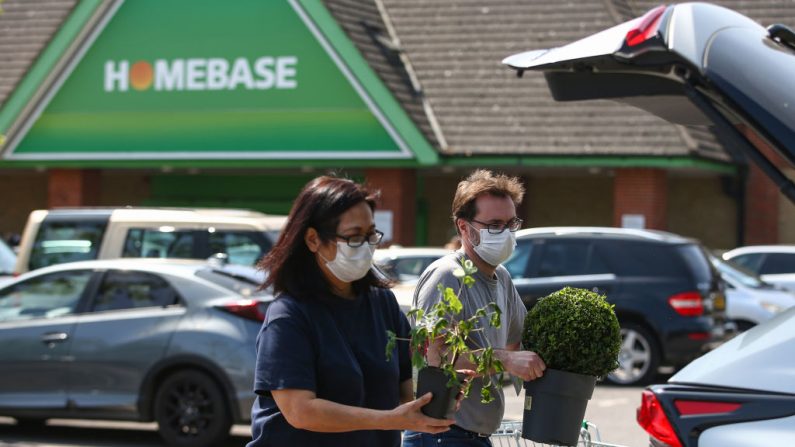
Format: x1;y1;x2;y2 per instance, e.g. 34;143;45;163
403;170;546;447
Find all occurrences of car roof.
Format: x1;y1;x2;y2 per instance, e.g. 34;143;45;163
724;246;795;258
39;207;288;229
14;258;212;281
515;226;694;243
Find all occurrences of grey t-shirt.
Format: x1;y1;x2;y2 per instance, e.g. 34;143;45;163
412;250;526;434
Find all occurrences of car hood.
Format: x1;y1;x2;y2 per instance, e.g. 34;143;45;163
504;2;795;203
670;306;795;394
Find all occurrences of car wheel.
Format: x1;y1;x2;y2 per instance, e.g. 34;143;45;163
607;323;660;386
153;370;232;447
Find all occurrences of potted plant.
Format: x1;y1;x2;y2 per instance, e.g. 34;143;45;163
386;259;504;419
521;287;621;446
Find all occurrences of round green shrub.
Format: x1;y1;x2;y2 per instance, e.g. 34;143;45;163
522;287;621;378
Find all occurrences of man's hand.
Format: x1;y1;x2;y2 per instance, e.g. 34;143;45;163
504;350;546;381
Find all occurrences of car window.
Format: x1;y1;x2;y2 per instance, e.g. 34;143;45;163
504;240;533;279
729;253;765;273
597;242;689;278
29;221;106;270
92;270;179;312
711;256;766;289
535;240;609;278
0;270;92;321
123;228;196;259
759;253;795;275
208;231;267;266
0;239;15;274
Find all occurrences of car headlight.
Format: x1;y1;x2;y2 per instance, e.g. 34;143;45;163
760;301;785;314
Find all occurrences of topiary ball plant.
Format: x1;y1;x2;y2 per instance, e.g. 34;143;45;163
522;287;620;378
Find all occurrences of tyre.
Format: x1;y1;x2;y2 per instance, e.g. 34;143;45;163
606;323;660;386
153;370;232;447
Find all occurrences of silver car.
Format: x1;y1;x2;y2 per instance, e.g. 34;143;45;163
0;258;271;447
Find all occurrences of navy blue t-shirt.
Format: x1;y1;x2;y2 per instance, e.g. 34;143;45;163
247;286;412;447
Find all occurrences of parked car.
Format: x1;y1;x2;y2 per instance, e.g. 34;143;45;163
0;258;273;446
710;253;795;331
374;247;451;312
14;207;287;275
502;2;795;444
0;239;14;286
637;306;795;447
504;227;731;386
723;245;795;292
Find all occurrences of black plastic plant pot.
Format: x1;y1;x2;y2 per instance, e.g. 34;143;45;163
522;368;597;446
415;366;463;419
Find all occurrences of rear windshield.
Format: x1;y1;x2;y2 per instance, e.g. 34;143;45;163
195;268;269;298
676;244;715;289
29;220;106;270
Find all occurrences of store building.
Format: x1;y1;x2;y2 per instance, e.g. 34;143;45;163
1;0;793;249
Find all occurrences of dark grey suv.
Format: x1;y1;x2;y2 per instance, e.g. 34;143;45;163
504;227;730;385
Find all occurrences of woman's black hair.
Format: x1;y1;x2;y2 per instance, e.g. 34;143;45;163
258;176;390;300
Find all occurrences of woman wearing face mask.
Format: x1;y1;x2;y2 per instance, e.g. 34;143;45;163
247;176;454;447
403;169;546;447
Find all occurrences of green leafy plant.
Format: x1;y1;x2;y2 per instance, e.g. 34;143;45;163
386;259;504;403
522;287;621;378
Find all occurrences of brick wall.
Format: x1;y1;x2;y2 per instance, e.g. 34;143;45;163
613;168;667;230
364;168;416;246
47;169;101;208
780;169;795;244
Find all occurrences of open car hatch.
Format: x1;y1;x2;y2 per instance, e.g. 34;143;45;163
504;3;795;203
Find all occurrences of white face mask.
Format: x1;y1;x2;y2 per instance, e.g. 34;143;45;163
321;242;375;283
470;226;516;266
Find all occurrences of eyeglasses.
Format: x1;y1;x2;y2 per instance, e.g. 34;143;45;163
469;218;523;234
335;230;384;247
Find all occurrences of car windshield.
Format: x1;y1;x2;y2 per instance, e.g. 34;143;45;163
0;240;15;274
710;255;768;289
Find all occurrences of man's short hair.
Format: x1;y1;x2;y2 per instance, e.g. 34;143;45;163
451;169;525;225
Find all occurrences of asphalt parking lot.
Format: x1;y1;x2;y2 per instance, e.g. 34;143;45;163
0;381;652;447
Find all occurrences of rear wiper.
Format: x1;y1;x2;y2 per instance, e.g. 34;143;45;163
768;24;795;51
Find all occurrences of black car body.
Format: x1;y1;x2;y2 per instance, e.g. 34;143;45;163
505;227;729;386
503;3;795;445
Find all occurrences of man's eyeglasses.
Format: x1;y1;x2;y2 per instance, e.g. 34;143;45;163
469;218;523;234
335;230;384;247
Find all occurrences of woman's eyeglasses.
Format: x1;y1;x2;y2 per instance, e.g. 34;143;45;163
335;230;385;247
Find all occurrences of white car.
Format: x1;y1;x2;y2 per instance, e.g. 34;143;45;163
722;245;795;292
374;247;452;312
638;306;795;446
710;255;795;330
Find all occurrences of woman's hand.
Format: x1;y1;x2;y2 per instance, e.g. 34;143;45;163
389;392;455;433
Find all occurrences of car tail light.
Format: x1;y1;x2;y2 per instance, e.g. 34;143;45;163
218;299;267;322
686;332;710;341
668;291;704;316
674;400;742;416
626;5;667;46
637;390;683;447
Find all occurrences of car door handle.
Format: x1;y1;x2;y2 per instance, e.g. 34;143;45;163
41;332;69;344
